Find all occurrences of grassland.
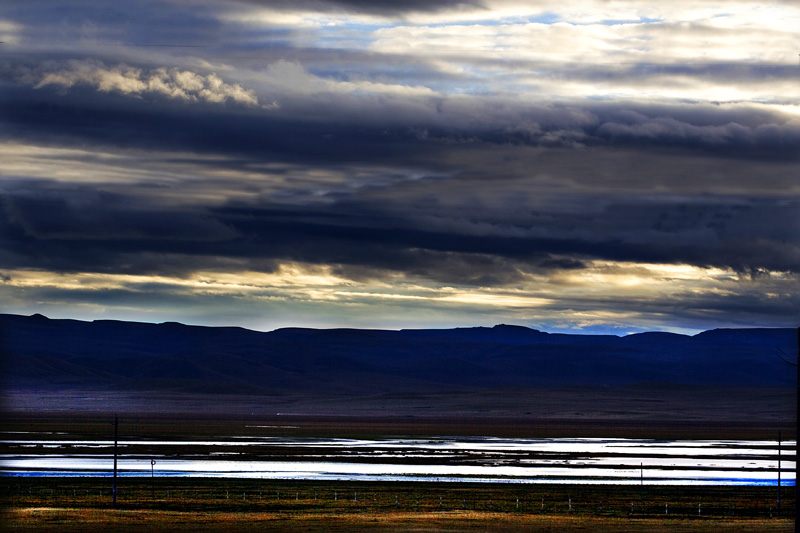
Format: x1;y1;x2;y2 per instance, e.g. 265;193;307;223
2;478;796;531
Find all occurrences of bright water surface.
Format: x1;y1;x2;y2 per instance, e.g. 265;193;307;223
1;435;795;486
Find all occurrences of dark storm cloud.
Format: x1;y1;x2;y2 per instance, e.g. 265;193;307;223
2;53;797;286
542;278;800;330
235;0;486;15
3;169;798;286
210;200;800;276
0;0;483;66
2;73;798;166
0;85;413;166
1;0;798;331
594;112;800;159
2;186;238;243
1;1;225;46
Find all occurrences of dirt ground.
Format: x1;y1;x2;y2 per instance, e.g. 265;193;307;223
2;383;795;440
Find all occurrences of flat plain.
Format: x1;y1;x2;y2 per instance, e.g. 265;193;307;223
2;410;796;531
3;473;795;531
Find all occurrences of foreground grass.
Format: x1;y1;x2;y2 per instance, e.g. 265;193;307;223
2;478;795;531
4;508;796;532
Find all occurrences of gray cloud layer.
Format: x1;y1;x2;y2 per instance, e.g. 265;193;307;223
1;0;798;332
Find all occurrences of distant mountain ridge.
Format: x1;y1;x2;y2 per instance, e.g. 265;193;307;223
1;314;796;395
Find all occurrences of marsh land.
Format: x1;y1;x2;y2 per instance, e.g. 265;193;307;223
2;412;796;531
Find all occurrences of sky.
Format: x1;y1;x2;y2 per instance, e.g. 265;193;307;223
0;0;798;335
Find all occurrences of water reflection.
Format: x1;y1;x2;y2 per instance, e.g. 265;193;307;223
1;435;794;486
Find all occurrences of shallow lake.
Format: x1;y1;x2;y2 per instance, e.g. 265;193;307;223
1;435;795;486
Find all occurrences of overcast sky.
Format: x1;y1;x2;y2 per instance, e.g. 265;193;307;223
1;0;798;334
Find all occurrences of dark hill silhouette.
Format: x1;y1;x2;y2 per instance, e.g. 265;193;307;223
1;314;795;397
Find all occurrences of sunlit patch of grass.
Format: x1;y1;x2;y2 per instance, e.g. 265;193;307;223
3;508;796;532
1;478;795;531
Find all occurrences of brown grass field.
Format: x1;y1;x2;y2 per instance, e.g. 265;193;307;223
1;478;796;531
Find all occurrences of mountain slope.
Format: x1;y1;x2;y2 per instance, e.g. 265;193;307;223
1;314;796;395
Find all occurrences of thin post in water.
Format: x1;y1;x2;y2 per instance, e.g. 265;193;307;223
777;430;781;514
112;414;118;506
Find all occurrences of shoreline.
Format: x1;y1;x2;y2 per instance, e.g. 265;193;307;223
2;412;793;441
2;383;794;441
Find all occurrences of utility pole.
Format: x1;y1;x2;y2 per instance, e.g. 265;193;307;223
113;414;118;506
776;327;799;517
777;430;781;514
151;459;156;499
